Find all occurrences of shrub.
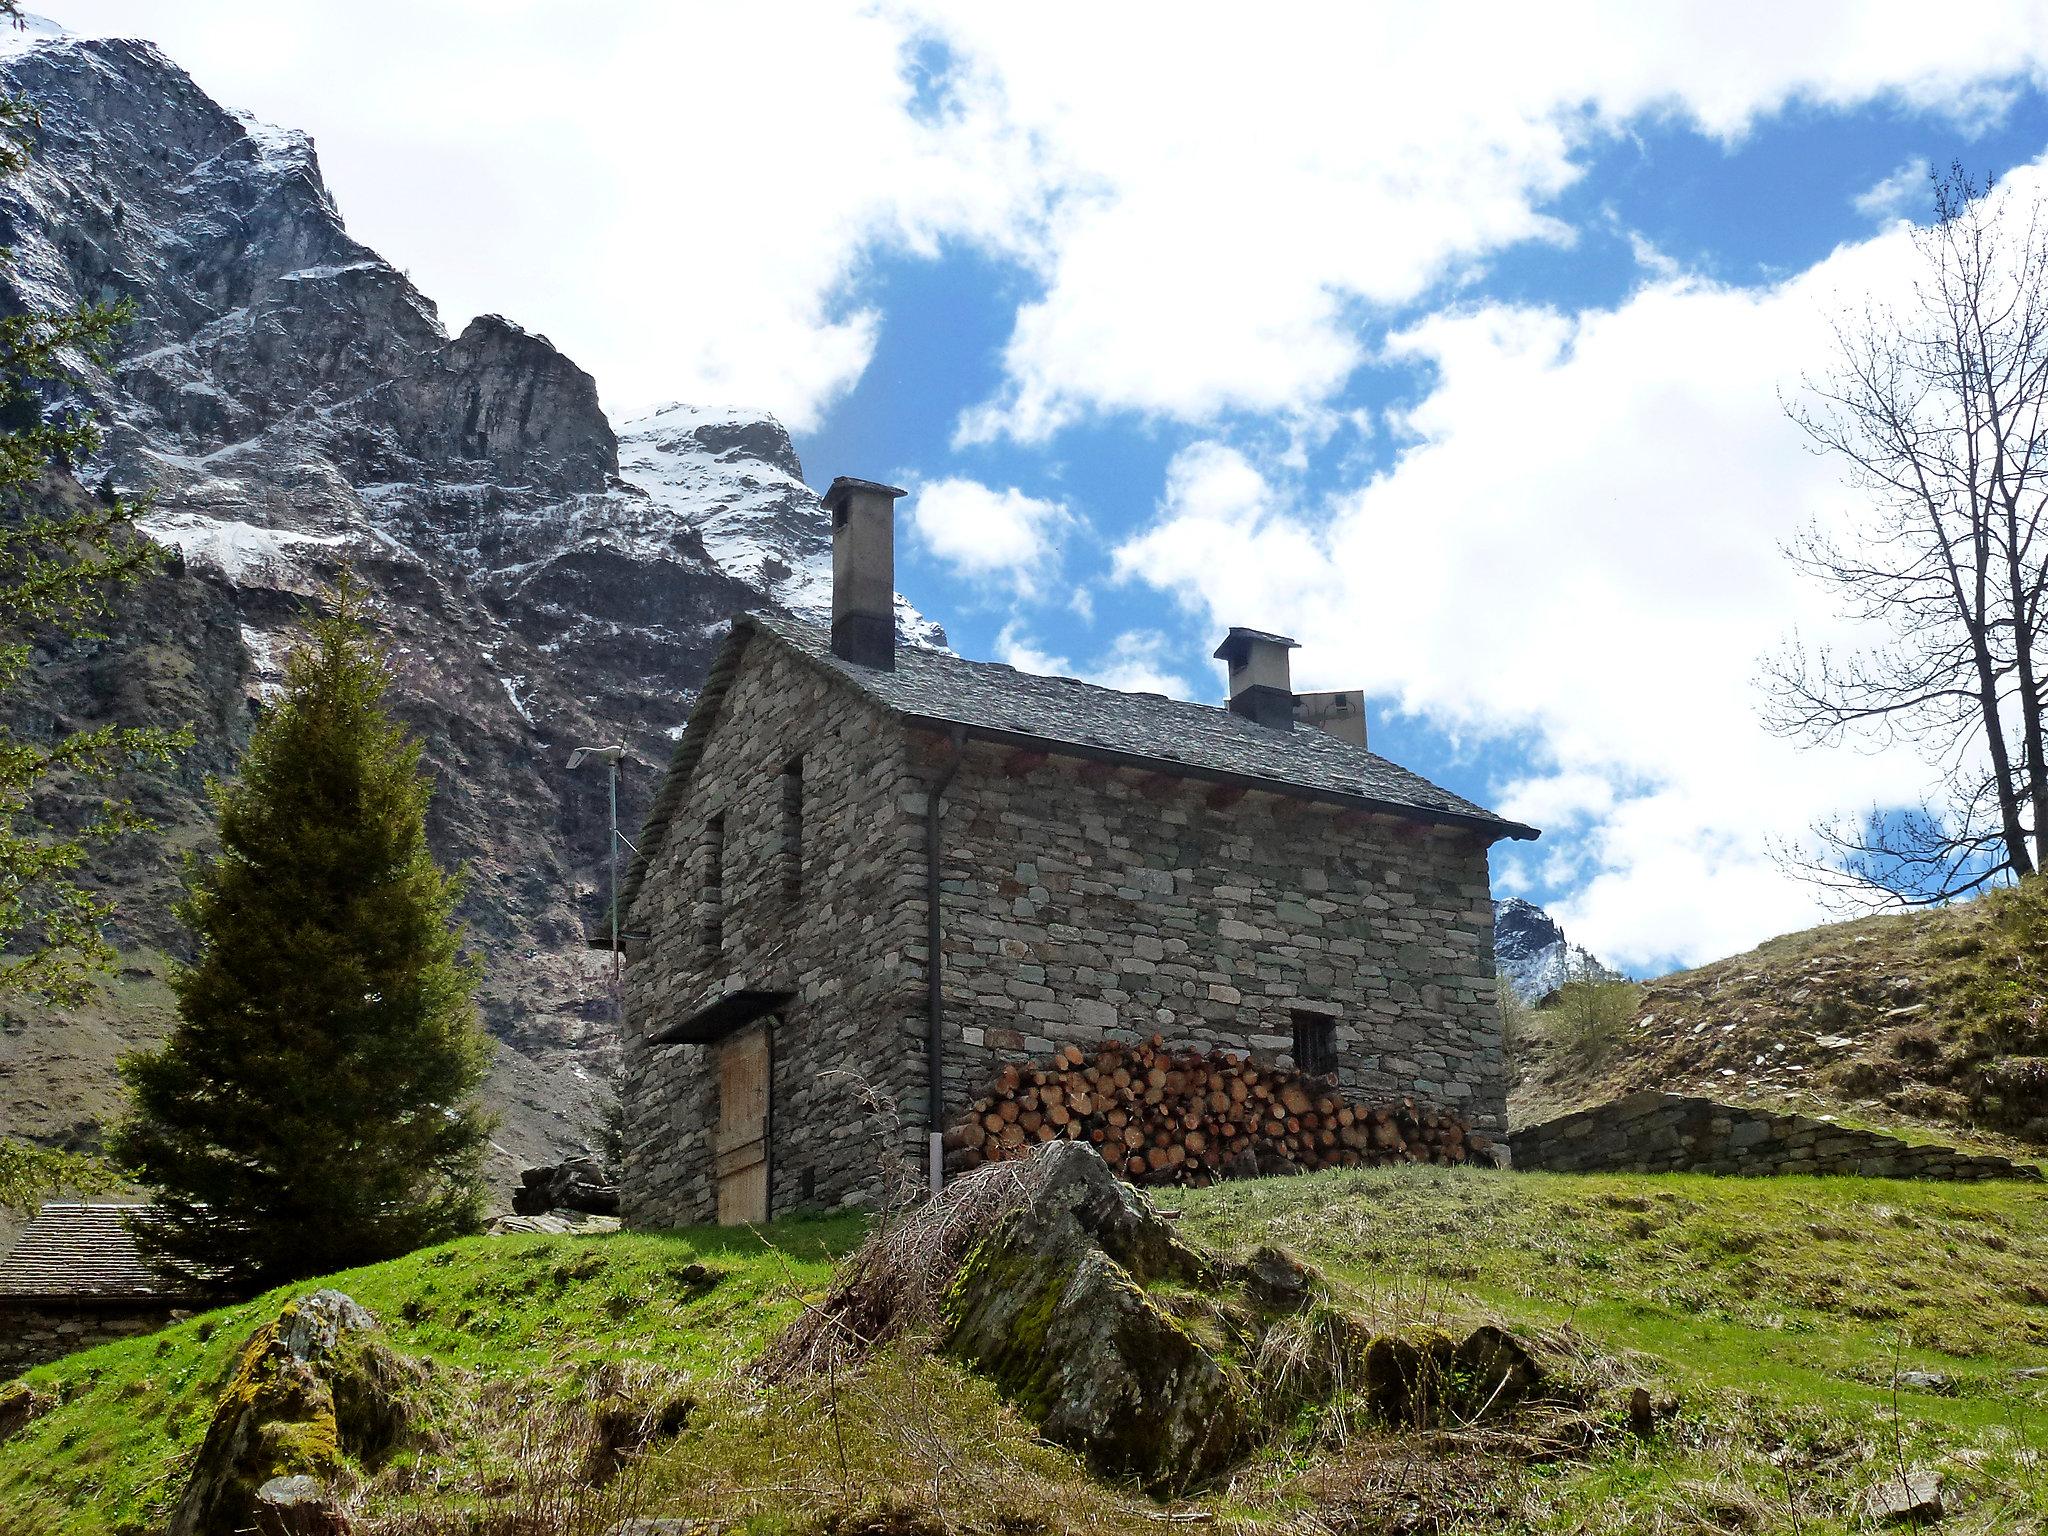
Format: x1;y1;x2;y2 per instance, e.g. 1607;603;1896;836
1547;978;1642;1064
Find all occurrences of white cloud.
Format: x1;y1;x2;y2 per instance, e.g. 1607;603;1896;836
40;0;1046;431
928;1;2048;444
909;477;1074;599
1853;157;1933;222
41;1;2048;438
995;623;1194;700
1111;202;1995;971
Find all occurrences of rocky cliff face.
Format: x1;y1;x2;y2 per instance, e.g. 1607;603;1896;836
0;27;935;1181
1493;898;1619;1004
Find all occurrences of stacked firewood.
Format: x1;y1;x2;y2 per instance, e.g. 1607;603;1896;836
943;1035;1481;1187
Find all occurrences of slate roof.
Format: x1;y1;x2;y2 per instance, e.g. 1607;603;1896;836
0;1203;190;1302
623;612;1536;920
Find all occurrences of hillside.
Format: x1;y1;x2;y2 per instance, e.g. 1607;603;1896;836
1510;880;2048;1159
3;1162;2043;1534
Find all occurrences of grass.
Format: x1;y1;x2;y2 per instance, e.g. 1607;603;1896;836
0;1215;862;1535
3;1168;2045;1534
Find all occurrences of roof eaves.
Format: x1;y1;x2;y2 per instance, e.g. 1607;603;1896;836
893;712;1539;841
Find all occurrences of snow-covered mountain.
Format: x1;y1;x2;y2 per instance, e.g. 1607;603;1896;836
1493;898;1620;1004
0;26;935;1178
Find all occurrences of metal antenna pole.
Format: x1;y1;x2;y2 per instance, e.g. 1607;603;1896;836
608;756;621;1004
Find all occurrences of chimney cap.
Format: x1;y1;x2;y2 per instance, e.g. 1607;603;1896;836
1211;626;1300;666
822;476;909;516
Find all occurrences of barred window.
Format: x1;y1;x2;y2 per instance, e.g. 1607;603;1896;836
1291;1010;1337;1077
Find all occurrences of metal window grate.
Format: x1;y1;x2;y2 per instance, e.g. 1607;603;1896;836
1291;1010;1336;1077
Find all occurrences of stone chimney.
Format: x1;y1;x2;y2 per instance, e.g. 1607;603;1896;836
1212;627;1298;731
823;475;907;670
1294;689;1367;748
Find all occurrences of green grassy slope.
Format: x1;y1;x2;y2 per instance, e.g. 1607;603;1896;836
1511;879;2048;1158
5;1168;2045;1534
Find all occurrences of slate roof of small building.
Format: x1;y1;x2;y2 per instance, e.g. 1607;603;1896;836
623;611;1537;919
0;1203;189;1302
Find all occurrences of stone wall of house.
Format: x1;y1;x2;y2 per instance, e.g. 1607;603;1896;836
0;1302;185;1375
924;740;1508;1135
620;637;925;1227
1512;1091;2044;1180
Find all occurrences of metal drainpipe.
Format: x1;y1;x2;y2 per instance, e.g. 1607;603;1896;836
926;725;966;1195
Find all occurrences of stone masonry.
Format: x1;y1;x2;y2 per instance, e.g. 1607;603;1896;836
0;1301;190;1376
622;622;1513;1227
931;739;1505;1134
621;638;926;1225
1513;1091;2044;1181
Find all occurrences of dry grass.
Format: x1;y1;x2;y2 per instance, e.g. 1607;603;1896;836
767;1152;1048;1380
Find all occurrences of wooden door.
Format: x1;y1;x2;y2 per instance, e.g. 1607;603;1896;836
714;1023;770;1225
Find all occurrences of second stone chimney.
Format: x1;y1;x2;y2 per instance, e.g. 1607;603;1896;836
1212;627;1298;731
823;475;907;671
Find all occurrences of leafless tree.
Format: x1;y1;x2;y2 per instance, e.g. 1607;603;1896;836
1765;165;2048;905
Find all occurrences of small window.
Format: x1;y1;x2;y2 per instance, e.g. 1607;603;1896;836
1291;1010;1336;1077
1331;695;1350;712
781;757;804;900
700;813;726;956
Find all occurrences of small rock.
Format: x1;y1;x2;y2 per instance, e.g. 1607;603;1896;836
486;1211;623;1236
1627;1386;1654;1438
255;1474;350;1535
1240;1245;1318;1311
1861;1467;1944;1524
1895;1370;1953;1395
0;1381;52;1443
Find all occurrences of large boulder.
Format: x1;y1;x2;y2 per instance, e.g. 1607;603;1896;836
939;1141;1243;1493
168;1289;420;1536
512;1155;620;1217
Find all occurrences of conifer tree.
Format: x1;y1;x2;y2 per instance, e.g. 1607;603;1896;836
115;580;493;1287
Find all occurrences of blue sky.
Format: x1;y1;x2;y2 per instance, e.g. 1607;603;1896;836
42;2;2048;973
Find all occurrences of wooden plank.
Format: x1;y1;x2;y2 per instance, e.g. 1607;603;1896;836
714;1022;770;1224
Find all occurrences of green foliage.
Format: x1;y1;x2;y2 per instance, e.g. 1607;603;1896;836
114;581;494;1289
1546;976;1643;1064
0;1139;116;1214
0;32;184;1009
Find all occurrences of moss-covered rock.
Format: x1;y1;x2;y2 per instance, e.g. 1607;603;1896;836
167;1289;408;1536
0;1380;52;1444
939;1142;1244;1492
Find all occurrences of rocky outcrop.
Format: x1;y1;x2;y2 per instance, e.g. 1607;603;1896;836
787;1142;1555;1495
941;1142;1240;1493
167;1289;418;1536
0;26;939;1181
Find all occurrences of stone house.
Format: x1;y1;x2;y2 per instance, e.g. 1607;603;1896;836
619;478;1538;1226
0;1203;203;1373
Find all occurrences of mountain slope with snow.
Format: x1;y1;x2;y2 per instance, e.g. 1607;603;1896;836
1494;897;1620;1003
0;26;934;1178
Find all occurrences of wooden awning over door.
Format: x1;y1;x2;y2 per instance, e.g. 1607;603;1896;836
649;987;794;1045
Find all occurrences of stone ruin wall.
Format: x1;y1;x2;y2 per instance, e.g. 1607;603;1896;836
1512;1090;2044;1181
0;1302;187;1375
